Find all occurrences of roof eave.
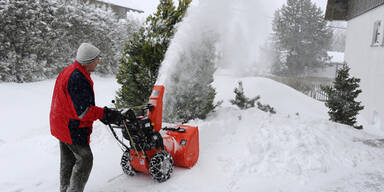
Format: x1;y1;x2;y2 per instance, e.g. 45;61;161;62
325;0;348;21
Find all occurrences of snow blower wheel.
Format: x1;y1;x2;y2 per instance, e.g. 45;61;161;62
149;150;174;182
121;150;136;176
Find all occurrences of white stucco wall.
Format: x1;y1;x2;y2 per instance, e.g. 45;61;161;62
345;5;384;129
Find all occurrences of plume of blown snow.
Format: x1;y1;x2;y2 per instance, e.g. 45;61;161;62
156;0;279;120
157;0;275;87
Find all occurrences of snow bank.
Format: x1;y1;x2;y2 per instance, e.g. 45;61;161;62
193;107;384;192
213;74;328;119
1;75;384;192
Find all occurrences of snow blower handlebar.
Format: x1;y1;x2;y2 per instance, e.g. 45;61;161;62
105;109;142;156
106;100;155;156
108;101;154;126
117;102;154;115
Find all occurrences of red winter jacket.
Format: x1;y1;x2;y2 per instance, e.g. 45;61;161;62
50;61;104;145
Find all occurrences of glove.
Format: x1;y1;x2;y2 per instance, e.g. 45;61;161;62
124;109;136;122
101;107;123;125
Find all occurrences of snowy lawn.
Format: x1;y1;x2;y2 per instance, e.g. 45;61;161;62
1;74;384;192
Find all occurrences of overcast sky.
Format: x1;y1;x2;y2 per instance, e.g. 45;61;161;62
104;0;328;20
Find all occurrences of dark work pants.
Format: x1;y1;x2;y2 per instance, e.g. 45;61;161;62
60;141;93;192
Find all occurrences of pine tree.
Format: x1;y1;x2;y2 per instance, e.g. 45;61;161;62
322;64;364;129
116;0;191;108
163;35;219;123
230;81;260;110
272;0;332;76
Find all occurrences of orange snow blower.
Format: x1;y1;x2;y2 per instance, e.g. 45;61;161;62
106;85;199;182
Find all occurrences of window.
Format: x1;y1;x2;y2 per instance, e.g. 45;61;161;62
371;20;383;46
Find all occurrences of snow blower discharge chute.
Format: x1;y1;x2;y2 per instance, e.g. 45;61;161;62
106;85;199;182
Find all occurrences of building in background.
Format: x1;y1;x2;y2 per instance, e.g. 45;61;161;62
325;0;384;129
64;0;143;19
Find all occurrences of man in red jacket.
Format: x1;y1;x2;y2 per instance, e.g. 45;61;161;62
50;43;122;192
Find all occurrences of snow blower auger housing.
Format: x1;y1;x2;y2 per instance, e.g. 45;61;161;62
107;85;199;182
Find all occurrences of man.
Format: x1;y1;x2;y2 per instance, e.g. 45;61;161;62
50;43;122;192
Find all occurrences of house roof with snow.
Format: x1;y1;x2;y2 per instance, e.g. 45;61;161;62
96;0;144;13
77;0;143;18
325;0;384;20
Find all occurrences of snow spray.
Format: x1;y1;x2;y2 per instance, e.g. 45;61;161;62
157;0;280;84
155;0;285;118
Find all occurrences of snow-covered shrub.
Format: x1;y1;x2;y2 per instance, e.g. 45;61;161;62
257;102;276;114
0;0;138;82
230;81;260;110
51;1;139;76
231;81;276;114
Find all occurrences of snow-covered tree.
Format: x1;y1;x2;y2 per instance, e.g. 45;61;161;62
116;0;191;109
230;81;260;110
0;0;55;82
164;34;219;123
0;0;138;82
51;1;135;75
322;64;364;129
271;0;332;76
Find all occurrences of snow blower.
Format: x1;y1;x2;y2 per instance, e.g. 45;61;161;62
106;85;199;182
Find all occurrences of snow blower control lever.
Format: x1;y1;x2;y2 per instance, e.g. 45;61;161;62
107;101;164;154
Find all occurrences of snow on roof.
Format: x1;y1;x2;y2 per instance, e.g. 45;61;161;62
97;0;143;13
328;51;344;63
100;0;155;14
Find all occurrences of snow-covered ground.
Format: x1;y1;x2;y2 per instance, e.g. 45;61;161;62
1;74;384;192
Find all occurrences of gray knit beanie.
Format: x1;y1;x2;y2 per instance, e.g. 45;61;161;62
76;43;101;64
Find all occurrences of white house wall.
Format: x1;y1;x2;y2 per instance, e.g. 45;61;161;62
345;5;384;128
